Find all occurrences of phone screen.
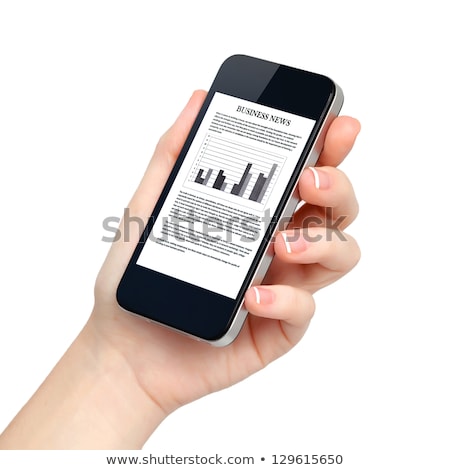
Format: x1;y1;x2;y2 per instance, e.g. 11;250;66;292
136;92;316;298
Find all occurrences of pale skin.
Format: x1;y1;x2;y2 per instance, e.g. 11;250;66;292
0;90;361;449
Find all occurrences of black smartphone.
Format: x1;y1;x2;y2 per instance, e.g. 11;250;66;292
117;55;343;346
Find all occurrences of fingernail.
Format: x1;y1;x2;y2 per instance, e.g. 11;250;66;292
282;231;308;253
253;287;275;305
308;167;330;190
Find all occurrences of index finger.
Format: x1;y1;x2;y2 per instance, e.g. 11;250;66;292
317;116;361;167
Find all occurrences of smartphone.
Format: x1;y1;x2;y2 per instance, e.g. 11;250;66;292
117;55;343;346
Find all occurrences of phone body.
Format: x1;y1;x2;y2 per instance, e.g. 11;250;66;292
117;55;343;346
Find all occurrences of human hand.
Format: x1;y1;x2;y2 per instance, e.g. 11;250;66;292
0;90;360;449
91;90;361;417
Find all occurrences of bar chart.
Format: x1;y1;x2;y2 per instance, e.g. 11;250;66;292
186;135;285;207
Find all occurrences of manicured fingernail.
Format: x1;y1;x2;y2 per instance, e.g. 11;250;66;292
253;287;275;305
282;231;308;253
308;167;330;190
282;232;292;253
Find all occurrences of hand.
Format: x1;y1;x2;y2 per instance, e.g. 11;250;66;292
92;90;361;412
0;90;360;449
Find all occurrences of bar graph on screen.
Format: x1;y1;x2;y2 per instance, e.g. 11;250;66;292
186;134;286;208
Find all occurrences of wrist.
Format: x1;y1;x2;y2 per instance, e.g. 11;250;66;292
76;316;169;448
0;314;167;449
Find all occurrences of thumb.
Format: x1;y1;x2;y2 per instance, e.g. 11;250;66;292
129;89;207;216
96;90;206;295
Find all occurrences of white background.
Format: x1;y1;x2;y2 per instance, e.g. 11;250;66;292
0;1;449;468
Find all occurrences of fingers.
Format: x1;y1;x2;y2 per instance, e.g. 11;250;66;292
241;227;360;349
275;227;360;274
317;116;361;167
239;117;361;354
289;116;360;230
293;166;359;229
244;284;315;347
242;225;360;350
